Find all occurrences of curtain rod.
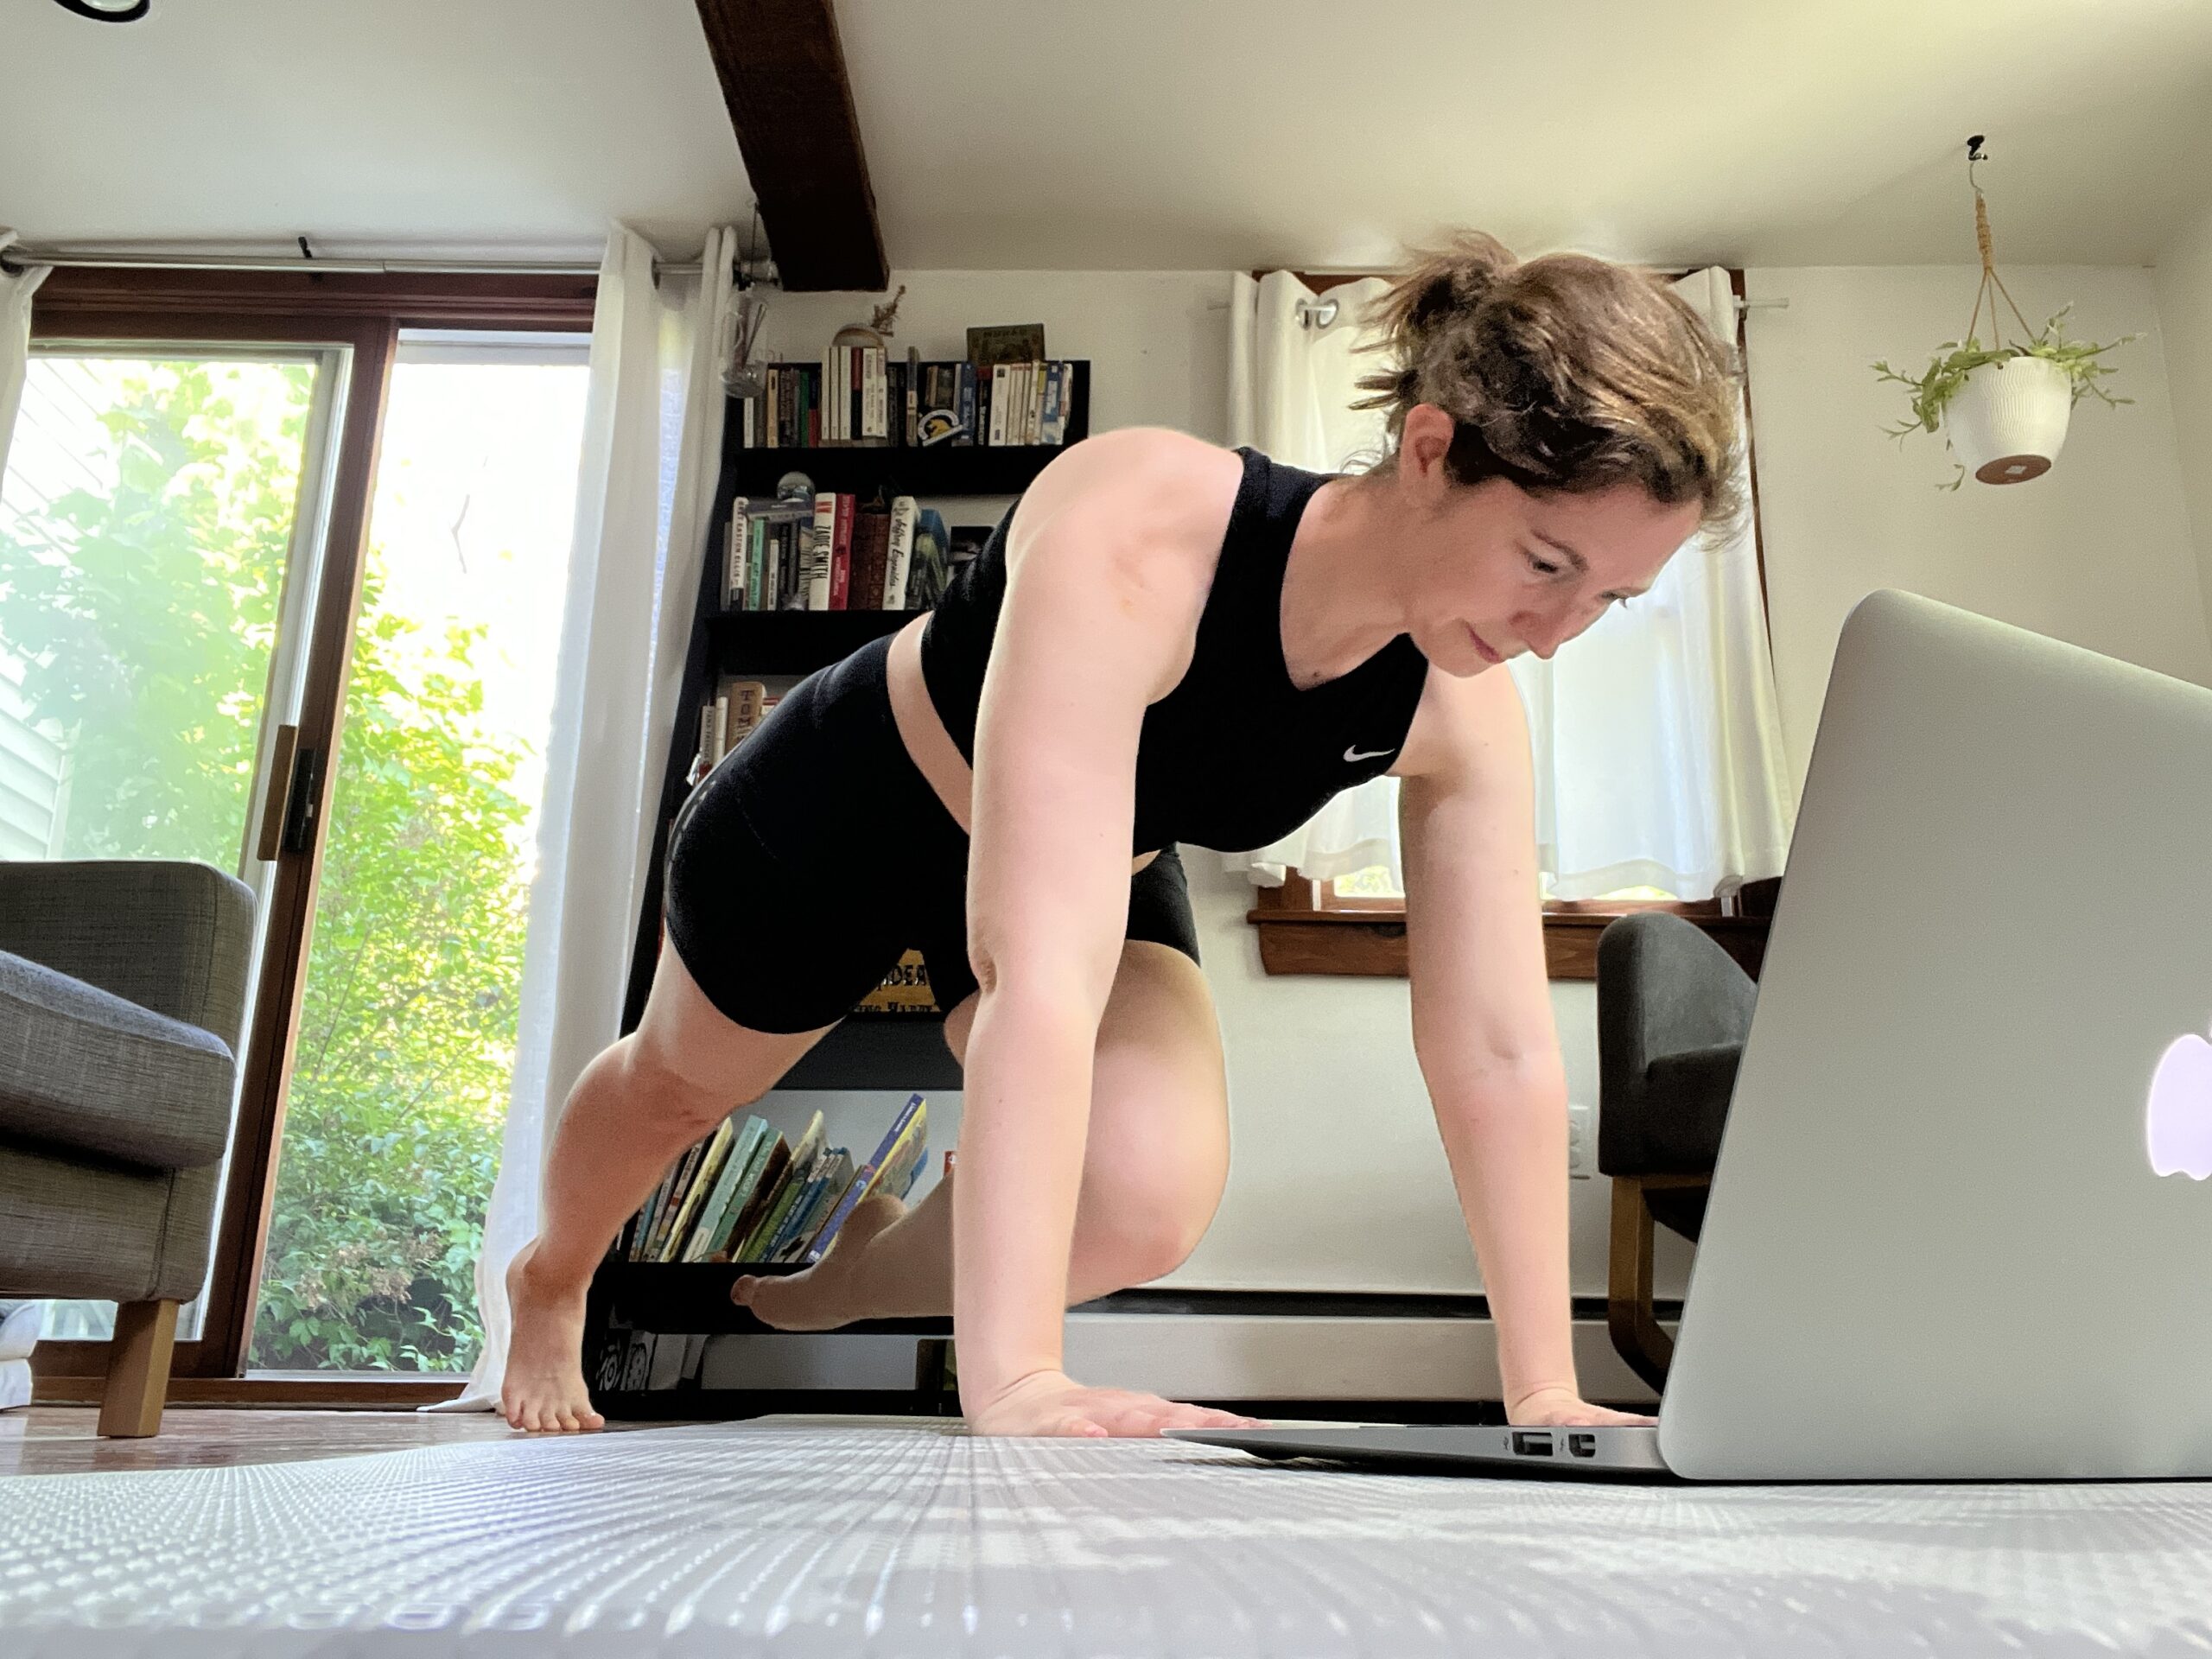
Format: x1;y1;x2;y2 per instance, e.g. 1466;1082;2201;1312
0;246;705;278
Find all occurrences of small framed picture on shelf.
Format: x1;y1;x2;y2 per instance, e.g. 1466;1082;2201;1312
966;323;1046;367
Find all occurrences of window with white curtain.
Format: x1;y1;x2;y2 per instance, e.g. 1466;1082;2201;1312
1224;266;1796;910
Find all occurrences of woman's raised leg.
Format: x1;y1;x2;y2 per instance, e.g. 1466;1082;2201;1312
502;945;833;1431
736;939;1230;1329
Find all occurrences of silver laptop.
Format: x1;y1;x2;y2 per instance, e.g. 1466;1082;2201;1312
1174;588;2212;1481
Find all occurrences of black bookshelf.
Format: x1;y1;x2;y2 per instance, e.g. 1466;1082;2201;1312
582;1259;956;1421
599;353;1098;1420
729;442;1081;499
591;1261;950;1339
726;358;1089;499
622;365;1096;1042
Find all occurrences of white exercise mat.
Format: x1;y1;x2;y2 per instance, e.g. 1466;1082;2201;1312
4;1418;2211;1656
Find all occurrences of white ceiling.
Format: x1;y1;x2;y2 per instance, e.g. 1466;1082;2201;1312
0;0;749;260
5;0;2210;272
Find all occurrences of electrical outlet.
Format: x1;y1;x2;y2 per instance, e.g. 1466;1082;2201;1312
1567;1102;1597;1179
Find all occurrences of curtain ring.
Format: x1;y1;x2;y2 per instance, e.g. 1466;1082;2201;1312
1294;296;1340;330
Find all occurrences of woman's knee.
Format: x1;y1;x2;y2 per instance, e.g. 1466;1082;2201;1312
620;952;823;1133
1069;941;1228;1288
1072;1146;1227;1288
586;1034;727;1139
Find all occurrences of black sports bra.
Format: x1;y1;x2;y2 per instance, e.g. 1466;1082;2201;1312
919;447;1433;856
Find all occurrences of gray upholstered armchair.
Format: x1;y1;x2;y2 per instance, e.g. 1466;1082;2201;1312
0;860;255;1435
1594;910;1759;1391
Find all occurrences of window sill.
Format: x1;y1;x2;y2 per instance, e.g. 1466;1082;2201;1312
1247;902;1778;982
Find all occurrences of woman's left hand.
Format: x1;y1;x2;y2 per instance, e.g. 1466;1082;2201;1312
1506;1385;1656;1427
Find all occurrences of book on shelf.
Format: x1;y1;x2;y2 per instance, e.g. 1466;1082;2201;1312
829;492;855;610
904;345;920;446
850;499;891;615
885;496;918;613
612;1094;931;1274
736;1109;825;1263
851;946;938;1015
805;493;836;609
735;359;1082;450
696;676;772;775
805;1091;927;1264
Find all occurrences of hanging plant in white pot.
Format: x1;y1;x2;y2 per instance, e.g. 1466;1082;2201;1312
1872;139;2139;489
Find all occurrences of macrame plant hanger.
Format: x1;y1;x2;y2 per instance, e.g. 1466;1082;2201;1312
1961;137;2035;353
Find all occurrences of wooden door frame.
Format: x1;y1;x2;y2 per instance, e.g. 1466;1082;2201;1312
27;269;595;1395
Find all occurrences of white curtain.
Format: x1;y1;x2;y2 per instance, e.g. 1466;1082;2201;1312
0;233;48;1408
0;233;50;482
1222;266;1795;901
1512;269;1793;900
1224;270;1402;887
443;223;741;1411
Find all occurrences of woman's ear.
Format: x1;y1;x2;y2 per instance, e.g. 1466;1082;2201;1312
1400;404;1456;492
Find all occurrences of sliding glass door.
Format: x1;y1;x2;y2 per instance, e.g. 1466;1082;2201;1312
14;271;597;1395
0;343;348;1344
250;333;589;1373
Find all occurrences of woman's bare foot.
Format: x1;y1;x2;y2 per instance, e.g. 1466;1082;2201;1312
734;1192;907;1331
501;1238;606;1433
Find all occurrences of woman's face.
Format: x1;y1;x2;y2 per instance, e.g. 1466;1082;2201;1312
1392;405;1705;677
1409;476;1703;676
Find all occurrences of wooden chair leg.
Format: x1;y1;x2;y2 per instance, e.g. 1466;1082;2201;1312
1607;1178;1675;1394
99;1299;178;1439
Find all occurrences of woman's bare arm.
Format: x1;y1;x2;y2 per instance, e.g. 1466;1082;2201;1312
955;429;1244;1435
1395;665;1653;1427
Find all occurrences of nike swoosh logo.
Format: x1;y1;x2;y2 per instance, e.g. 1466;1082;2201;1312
1344;746;1395;764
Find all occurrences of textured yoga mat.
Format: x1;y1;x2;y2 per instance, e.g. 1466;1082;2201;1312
3;1417;2211;1656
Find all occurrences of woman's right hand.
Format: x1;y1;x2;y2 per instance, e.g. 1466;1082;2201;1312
965;1368;1268;1438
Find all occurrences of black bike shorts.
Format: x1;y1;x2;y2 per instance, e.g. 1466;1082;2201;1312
663;632;1201;1033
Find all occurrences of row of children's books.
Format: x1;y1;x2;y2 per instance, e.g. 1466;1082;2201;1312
737;356;1084;450
724;493;950;613
614;1092;929;1268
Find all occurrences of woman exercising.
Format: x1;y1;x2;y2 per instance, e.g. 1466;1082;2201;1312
503;232;1741;1437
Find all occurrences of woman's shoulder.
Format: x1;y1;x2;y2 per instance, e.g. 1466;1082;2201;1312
1013;429;1244;573
1053;425;1237;477
1029;427;1241;505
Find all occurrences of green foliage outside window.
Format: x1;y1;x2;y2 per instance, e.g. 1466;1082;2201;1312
0;361;531;1371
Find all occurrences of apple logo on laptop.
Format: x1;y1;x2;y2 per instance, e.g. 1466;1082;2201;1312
2146;1025;2212;1179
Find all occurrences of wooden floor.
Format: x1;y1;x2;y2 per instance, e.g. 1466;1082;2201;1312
0;1407;664;1477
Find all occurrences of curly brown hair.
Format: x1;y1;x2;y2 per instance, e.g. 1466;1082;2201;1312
1356;232;1744;537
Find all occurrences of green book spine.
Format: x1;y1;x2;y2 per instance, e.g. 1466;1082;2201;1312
685;1117;768;1263
738;1170;807;1265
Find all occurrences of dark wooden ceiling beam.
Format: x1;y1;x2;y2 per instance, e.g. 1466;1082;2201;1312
694;0;888;293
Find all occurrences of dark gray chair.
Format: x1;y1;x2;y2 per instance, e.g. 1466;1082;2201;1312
1595;910;1758;1390
0;860;255;1435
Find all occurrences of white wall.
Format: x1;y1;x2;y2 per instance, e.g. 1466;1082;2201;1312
1742;264;2212;799
2155;201;2212;637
